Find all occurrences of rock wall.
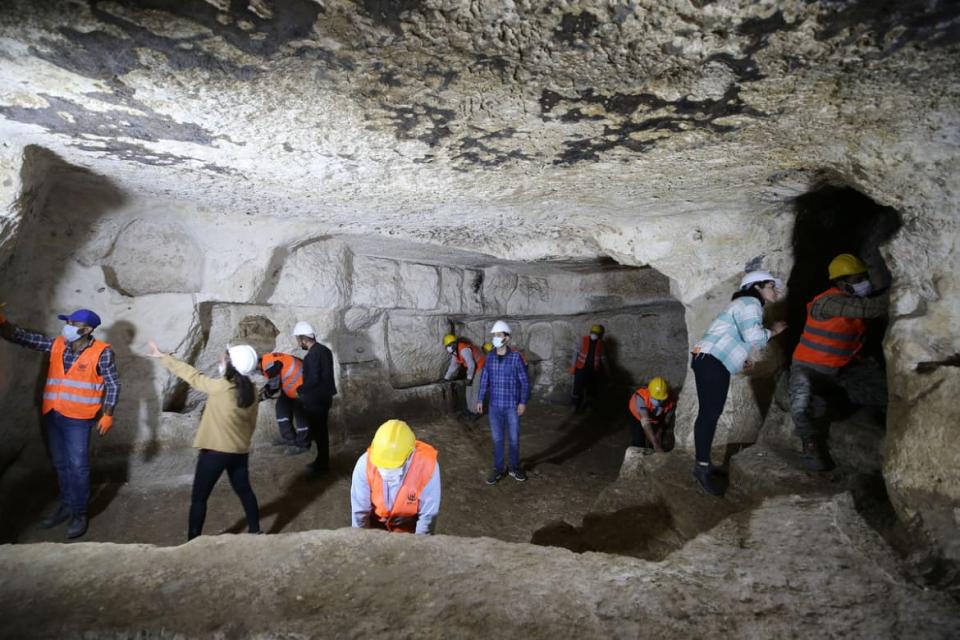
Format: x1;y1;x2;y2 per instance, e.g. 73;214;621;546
0;159;687;457
0;0;957;574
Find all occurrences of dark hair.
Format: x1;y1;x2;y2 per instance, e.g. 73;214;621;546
731;281;774;306
224;362;256;409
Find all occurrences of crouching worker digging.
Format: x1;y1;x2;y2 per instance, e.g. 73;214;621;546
350;419;441;534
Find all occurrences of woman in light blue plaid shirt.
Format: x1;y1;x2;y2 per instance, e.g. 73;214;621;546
690;271;786;496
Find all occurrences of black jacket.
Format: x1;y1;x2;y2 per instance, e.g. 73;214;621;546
298;341;337;408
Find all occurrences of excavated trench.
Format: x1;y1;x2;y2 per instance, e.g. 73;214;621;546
0;178;945;586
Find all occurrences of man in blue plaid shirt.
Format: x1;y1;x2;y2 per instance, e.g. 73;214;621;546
475;320;530;484
0;307;121;539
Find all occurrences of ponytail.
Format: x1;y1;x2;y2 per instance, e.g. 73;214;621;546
225;363;256;409
731;282;771;306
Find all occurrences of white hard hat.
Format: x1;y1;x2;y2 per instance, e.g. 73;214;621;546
490;320;511;334
292;321;316;338
227;344;258;376
739;270;782;291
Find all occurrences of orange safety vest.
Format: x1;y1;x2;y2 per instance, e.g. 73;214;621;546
365;441;438;534
453;340;482;369
628;387;676;423
42;336;109;420
260;353;303;399
575;336;603;370
792;287;866;369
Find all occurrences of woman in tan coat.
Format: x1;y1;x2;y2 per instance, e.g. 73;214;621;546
147;341;261;540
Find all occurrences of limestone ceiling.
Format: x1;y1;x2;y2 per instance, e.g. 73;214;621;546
0;1;957;245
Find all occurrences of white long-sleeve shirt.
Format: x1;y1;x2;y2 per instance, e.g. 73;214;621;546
350;451;441;535
444;345;476;381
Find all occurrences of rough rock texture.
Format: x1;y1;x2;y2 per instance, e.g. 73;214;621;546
0;161;686;451
0;0;958;594
1;492;958;639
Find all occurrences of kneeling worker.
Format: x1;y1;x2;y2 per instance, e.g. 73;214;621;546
628;377;676;454
350;419;441;534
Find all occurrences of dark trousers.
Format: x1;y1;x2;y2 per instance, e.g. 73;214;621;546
44;411;94;516
275;394;308;446
189;449;260;540
788;359;887;440
571;368;596;410
304;399;331;469
691;353;731;464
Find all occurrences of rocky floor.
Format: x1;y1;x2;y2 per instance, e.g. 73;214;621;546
2;405;959;638
1;405;630;546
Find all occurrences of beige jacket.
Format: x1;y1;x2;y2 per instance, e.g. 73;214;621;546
160;355;258;453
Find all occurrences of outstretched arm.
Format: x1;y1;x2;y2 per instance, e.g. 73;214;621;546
146;341;220;395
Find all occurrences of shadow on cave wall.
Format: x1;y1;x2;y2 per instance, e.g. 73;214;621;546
0;146;135;542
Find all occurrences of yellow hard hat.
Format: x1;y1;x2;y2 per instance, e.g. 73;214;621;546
828;254;867;280
442;334;457;347
648;377;669;401
590;324;604;335
369;419;416;469
482;342;494;353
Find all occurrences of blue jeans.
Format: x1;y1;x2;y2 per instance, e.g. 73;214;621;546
488;405;521;472
44;410;94;516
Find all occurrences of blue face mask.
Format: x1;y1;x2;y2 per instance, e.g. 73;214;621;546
61;324;85;343
650;398;661;407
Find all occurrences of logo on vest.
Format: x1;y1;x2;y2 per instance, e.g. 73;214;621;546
406;491;417;504
77;363;89;372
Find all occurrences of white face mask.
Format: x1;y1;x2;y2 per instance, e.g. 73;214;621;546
446;345;454;354
589;333;598;341
378;466;404;482
850;280;873;297
61;324;85;343
492;336;505;349
217;361;227;376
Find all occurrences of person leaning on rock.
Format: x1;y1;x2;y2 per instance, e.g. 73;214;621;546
0;307;121;539
293;321;337;476
145;340;261;540
628;376;676;454
689;271;786;497
442;333;484;419
789;254;889;472
350;419;441;534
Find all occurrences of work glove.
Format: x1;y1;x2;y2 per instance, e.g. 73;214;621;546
465;377;473;386
97;415;114;436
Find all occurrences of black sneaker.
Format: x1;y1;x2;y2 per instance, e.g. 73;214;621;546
305;460;329;475
66;515;88;539
272;437;294;447
284;445;310;457
801;438;833;472
486;469;506;485
508;468;527;482
39;504;71;529
692;463;724;497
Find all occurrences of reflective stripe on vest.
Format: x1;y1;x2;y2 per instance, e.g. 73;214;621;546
792;287;866;369
261;353;304;399
42;336;109;420
628;387;676;422
575;336;603;370
365;441;438;534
